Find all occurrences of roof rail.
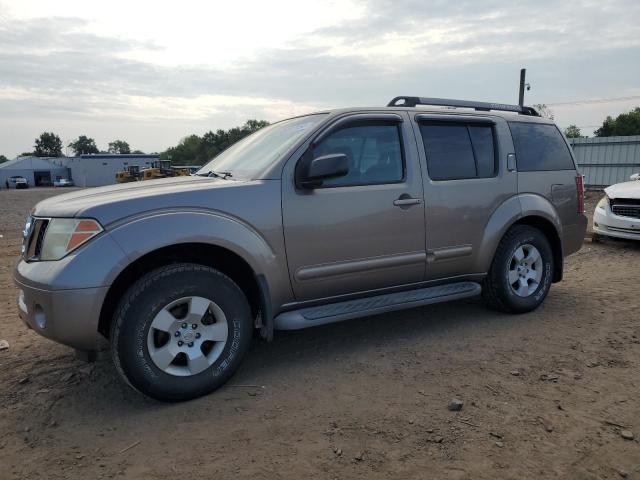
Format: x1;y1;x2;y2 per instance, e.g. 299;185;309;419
387;96;540;116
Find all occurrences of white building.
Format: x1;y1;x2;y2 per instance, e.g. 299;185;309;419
0;156;69;187
55;154;160;187
1;154;160;188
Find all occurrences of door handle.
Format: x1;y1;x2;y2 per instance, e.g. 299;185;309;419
393;196;422;206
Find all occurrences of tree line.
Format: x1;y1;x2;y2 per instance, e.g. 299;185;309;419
158;119;269;165
14;134;145;158
563;107;640;138
530;104;640;139
2;119;270;165
2;108;639;164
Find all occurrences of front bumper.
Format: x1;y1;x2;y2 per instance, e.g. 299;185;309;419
15;277;108;350
593;203;640;241
12;230;128;350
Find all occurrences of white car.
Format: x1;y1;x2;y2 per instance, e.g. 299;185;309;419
53;178;74;187
6;175;29;189
593;173;640;241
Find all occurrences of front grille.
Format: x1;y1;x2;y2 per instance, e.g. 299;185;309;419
612;205;640;219
24;219;49;260
610;198;640;219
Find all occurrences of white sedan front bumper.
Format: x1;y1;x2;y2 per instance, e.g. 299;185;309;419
593;198;640;241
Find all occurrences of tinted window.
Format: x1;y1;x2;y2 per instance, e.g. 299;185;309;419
509;122;574;171
314;124;404;187
468;126;496;177
420;123;496;180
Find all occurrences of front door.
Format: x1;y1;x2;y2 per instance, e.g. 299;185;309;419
282;112;427;302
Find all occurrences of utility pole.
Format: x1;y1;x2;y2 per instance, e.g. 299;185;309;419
518;68;526;107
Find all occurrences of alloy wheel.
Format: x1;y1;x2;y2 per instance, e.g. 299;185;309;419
146;296;228;376
507;244;543;297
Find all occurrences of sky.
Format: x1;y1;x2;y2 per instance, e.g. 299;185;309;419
1;0;639;158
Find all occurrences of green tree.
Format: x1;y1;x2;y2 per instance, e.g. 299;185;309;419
161;134;203;164
160;119;270;165
594;107;640;137
563;125;582;138
0;155;8;163
34;132;63;157
108;140;131;154
131;149;145;154
533;104;554;120
68;135;99;156
244;119;270;133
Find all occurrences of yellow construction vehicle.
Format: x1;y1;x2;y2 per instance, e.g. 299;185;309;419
115;165;141;183
140;161;191;180
173;167;191;177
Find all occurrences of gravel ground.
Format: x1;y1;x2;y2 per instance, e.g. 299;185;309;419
1;187;639;479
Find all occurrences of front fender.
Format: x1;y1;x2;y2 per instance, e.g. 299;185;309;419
106;209;292;308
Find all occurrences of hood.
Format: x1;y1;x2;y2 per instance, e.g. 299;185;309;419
604;179;640;200
32;175;256;225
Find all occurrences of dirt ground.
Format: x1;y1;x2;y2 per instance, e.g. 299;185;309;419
1;188;639;479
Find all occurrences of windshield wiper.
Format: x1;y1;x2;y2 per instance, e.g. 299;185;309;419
196;170;233;179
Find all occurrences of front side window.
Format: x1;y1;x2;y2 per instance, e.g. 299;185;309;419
313;124;404;187
420;123;496;181
508;122;575;171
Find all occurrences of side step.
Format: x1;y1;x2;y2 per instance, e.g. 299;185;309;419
274;281;481;330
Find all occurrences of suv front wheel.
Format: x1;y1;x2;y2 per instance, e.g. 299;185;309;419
482;225;554;313
110;263;253;402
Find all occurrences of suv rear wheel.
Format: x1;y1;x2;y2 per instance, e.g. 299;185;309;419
482;225;554;313
110;263;253;401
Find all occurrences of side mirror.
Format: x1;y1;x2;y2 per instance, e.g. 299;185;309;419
299;153;349;188
630;173;640;181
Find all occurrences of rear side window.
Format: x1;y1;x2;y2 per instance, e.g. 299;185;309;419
468;126;495;177
509;122;575;171
419;123;496;181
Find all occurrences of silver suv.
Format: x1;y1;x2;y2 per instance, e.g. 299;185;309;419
15;97;587;401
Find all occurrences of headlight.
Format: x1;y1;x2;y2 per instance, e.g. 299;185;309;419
596;196;608;211
21;216;33;255
40;218;103;261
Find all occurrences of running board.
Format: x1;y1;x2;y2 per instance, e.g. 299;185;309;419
274;281;481;330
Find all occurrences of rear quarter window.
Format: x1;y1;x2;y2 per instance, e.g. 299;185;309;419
508;122;575;171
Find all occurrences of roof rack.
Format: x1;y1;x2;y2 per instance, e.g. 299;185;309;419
387;96;540;116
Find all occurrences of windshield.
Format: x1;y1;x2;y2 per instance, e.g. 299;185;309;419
197;113;327;179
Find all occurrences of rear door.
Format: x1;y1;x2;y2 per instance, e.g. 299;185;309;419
411;114;518;280
281;112;427;302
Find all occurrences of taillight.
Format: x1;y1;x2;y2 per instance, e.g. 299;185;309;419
576;174;585;214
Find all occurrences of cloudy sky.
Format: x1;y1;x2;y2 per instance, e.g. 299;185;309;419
1;0;639;157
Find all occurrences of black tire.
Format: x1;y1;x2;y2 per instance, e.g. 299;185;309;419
482;225;554;313
110;263;253;402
